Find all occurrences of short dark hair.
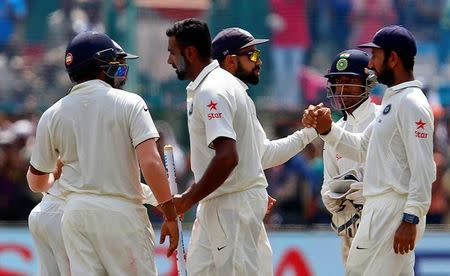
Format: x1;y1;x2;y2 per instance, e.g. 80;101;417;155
166;18;211;60
384;48;414;71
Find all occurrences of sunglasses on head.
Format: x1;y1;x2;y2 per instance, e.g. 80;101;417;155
235;49;261;62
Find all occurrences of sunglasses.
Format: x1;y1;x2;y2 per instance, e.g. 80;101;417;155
235;49;261;62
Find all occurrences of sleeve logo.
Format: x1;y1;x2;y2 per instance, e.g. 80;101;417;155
207;100;218;111
206;100;222;120
415;119;428;138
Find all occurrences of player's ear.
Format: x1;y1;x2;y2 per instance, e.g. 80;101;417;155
388;51;399;68
223;55;238;73
184;46;197;63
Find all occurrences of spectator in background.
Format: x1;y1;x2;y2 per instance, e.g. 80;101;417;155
73;0;104;34
427;151;450;224
47;0;77;49
47;0;104;51
0;0;26;54
348;0;397;47
264;118;316;225
328;0;352;53
439;0;450;70
0;117;37;221
267;0;310;109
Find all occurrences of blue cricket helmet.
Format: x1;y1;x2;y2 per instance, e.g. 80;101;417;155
65;31;120;82
325;49;377;111
325;49;370;79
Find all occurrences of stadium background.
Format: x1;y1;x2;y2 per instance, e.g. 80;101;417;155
1;0;450;275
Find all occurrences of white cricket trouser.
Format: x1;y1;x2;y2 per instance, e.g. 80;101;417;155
28;194;70;276
187;187;273;276
61;193;157;276
346;190;426;276
342;236;352;265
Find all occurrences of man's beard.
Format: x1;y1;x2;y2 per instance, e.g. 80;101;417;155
175;55;188;80
235;62;260;85
376;62;395;87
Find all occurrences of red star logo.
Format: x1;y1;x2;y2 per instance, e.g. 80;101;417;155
207;100;218;111
415;119;426;130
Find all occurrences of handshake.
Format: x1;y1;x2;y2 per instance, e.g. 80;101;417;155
302;103;333;135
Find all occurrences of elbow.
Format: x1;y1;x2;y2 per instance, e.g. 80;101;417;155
229;151;239;169
218;150;239;171
28;183;41;193
27;178;42;193
26;170;49;193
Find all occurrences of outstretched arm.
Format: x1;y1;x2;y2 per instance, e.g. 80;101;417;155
173;137;238;214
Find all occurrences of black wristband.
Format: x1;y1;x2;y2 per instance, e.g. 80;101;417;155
402;213;419;224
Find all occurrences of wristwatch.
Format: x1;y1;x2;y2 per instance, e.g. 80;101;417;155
402;213;419;224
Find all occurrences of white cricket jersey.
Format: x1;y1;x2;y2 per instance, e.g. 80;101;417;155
321;80;436;218
322;99;380;196
30;79;159;202
261;124;317;170
187;60;271;201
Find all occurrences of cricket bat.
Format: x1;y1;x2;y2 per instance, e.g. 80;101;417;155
164;145;187;276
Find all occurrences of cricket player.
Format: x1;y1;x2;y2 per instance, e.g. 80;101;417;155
27;160;70;276
26;40;161;275
320;49;379;264
211;27;317;217
27;31;178;275
166;19;316;275
303;25;436;275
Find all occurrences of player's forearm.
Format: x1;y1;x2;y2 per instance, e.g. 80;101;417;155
184;149;238;205
261;128;317;169
136;139;173;204
26;168;54;192
141;158;173;204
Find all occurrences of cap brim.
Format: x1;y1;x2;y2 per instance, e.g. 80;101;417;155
239;38;269;49
124;52;139;59
358;42;382;49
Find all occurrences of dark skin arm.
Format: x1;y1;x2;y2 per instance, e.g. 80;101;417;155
393;221;417;254
173;137;238;214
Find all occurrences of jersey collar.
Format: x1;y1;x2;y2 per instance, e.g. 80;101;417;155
69;79;112;94
235;77;249;91
186;60;219;92
383;80;422;99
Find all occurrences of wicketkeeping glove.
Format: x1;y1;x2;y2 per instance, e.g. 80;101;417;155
345;181;365;205
323;191;345;213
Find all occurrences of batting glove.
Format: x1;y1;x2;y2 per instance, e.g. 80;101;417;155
345;182;365;205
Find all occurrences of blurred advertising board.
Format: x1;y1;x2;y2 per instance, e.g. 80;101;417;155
0;227;449;275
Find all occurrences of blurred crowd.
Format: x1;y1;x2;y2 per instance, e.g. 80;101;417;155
1;0;450;226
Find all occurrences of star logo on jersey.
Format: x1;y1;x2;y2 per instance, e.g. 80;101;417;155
415;119;428;139
415;119;426;130
207;100;218;111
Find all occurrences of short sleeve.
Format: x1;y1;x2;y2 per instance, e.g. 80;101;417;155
30;111;58;173
197;88;236;148
129;96;159;147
